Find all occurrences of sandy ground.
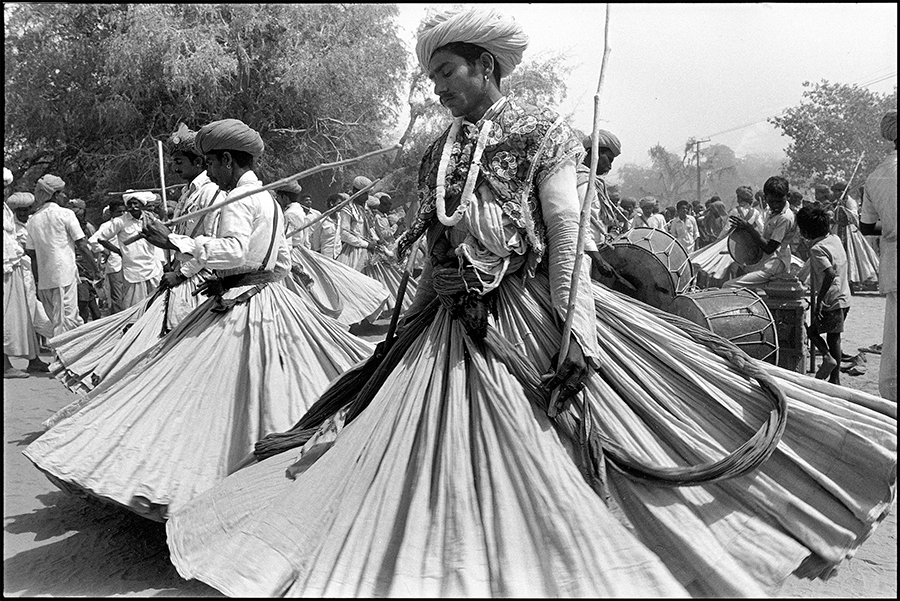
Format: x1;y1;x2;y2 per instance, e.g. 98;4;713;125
3;292;895;597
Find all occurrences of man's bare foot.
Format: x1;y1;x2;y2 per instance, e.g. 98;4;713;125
815;355;838;380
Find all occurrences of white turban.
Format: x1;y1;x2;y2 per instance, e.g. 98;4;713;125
122;190;156;205
3;167;12;186
6;192;34;209
34;174;65;203
416;7;529;78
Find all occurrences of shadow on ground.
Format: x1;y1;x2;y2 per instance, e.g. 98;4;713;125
3;490;220;597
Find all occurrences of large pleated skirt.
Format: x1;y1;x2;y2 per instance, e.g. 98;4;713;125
24;281;374;522
844;226;880;286
290;245;389;325
3;264;40;358
362;259;417;319
165;273;896;597
48;298;147;393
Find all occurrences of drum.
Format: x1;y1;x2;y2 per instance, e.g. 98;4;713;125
727;227;764;266
669;288;779;364
596;227;693;311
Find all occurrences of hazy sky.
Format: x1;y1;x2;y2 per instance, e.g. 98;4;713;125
395;3;897;176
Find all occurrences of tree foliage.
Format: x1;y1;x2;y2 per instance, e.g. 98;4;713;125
4;3;409;208
615;141;786;210
770;80;896;186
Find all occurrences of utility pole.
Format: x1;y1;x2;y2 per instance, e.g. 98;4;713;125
694;138;710;206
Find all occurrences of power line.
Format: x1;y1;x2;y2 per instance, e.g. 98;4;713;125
702;70;897;140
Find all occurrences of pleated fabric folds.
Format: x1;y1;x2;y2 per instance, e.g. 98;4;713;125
165;273;896;597
24;282;374;522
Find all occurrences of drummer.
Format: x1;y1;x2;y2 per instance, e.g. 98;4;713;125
723;175;796;291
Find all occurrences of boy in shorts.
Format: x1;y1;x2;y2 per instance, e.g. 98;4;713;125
797;205;851;383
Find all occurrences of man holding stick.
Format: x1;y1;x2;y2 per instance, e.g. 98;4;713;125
24;118;374;522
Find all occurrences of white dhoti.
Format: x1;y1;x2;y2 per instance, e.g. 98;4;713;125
38;279;83;337
122;274;162;309
21;256;54;339
4;265;40;359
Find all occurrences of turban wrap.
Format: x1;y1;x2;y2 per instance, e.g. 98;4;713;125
3;167;12;186
195;119;265;158
67;198;86;210
583;130;622;157
275;180;303;195
416;7;529;78
6;192;35;209
34;174;65;204
881;110;897;142
122;190;156;205
639;196;657;209
167;122;200;157
352;176;373;190
735;186;753;202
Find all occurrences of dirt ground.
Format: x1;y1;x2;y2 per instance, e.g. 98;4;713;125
3;292;895;597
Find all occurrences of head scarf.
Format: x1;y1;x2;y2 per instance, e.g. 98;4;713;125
416;7;528;78
34;174;65;203
881;110;897;142
735;186;753;203
583;130;621;157
195;119;265;157
352;176;373;191
122;190;156;205
3;167;12;186
167;122;200;157
6;192;34;209
68;198;86;210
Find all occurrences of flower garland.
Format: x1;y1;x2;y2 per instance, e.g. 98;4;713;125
434;117;492;227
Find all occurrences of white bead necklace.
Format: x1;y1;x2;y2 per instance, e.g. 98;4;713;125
434;117;492;227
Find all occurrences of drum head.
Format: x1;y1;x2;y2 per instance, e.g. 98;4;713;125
728;228;764;266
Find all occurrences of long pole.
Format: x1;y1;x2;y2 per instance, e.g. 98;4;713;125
548;3;611;418
123;144;399;245
284;179;381;239
695;138;709;207
156;140;168;216
106;184;185;196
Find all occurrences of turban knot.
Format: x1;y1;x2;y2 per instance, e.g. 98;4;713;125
195;119;265;158
3;167;12;186
167;123;200;157
583;130;621;157
416;7;528;78
6;192;35;209
34;174;65;203
122;190;156;205
881;110;897;142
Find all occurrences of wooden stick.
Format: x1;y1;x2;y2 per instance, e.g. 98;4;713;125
385;238;421;346
284;179;382;239
123;144;399;245
156;140;168;216
548;4;611;418
107;184;185;196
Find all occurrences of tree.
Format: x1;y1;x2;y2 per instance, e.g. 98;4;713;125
770;80;896;186
4;3;409;211
615;141;787;211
